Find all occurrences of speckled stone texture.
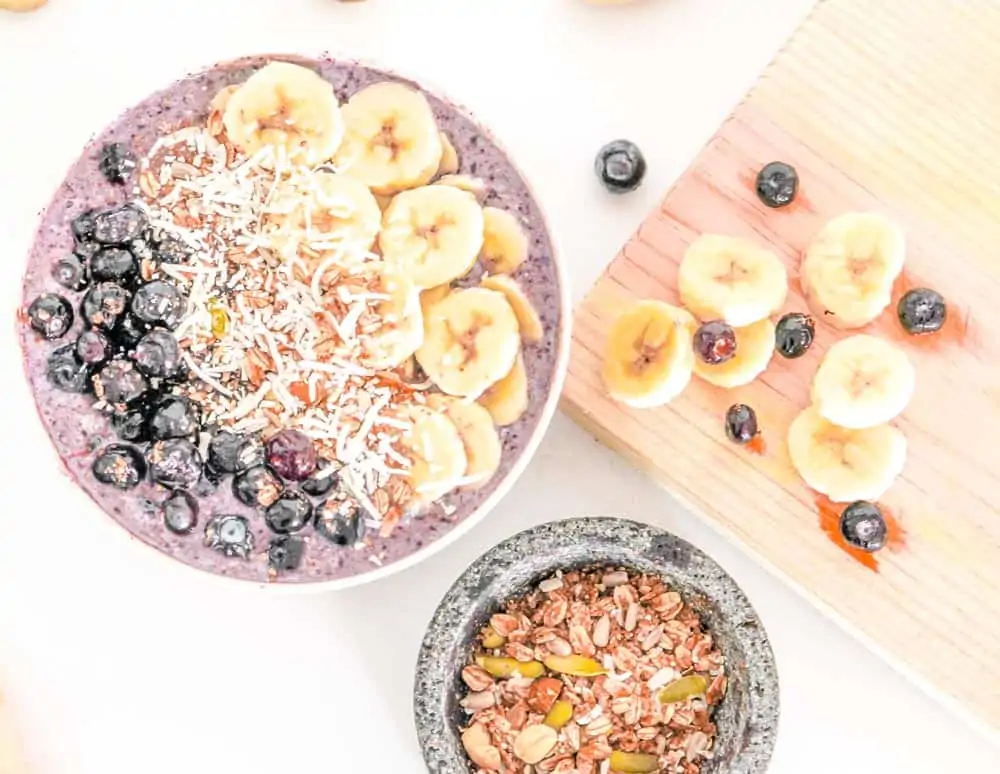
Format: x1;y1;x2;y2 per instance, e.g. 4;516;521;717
414;518;779;774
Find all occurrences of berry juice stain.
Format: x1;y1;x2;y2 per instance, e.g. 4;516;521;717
814;495;905;572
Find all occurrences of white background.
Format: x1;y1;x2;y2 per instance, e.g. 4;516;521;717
0;0;996;771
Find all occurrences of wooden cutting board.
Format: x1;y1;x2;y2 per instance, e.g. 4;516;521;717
562;0;1000;735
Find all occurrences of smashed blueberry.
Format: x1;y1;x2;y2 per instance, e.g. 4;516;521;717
111;403;152;443
127;236;155;264
151;232;191;264
897;288;946;335
90;247;137;283
75;329;112;367
755;161;798;208
27;293;74;340
301;460;340;499
45;345;91;393
265;490;314;534
266;429;317;481
92;359;148;407
131;280;185;328
693;320;737;364
52;254;89;291
725;404;759;445
71;210;97;244
81;282;131;330
232;465;284;508
147;439;203;490
208;431;264;475
148;395;200;440
112;313;149;351
774;312;815;359
73;240;102;263
315;500;366;547
92;204;146;245
839;501;887;552
98;142;136;185
131;328;180;378
92;443;147;489
595;139;646;194
161;490;198;535
204;514;253;559
268;535;305;572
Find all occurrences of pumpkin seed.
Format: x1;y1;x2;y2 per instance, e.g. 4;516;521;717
476;655;545;679
543;654;606;677
657;674;707;704
543;699;574;729
609;750;659;773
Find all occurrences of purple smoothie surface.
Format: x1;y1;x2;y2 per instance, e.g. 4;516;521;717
19;55;565;585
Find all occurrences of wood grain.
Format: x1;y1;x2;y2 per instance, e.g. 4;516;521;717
562;0;1000;734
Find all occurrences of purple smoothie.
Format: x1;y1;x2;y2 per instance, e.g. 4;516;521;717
19;55;566;585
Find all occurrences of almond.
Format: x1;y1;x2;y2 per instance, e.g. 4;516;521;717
527;677;563;714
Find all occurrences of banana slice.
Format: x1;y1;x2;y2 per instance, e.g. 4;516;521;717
678;235;788;326
420;284;452;317
438;133;460;176
479;353;529;426
358;266;424;369
602;300;696;408
434;174;488;202
788;405;907;503
380;185;485;288
428;395;502;489
400;404;468;504
811;334;915;429
481;207;530;275
693;317;775;389
801;212;905;329
417;287;521;397
335;81;443;194
223;61;345;166
480;274;544;343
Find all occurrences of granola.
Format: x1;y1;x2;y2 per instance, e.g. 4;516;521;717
459;567;727;774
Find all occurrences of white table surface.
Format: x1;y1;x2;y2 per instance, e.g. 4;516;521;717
0;0;996;771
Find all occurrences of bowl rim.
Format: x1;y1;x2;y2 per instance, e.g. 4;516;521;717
21;52;573;594
413;516;780;773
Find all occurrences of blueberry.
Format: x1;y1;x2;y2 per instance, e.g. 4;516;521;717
151;231;191;264
52;254;90;291
693;320;737;364
755;161;798;208
774;312;815;359
111;403;152;443
839;501;887;552
71;210;97;244
131;280;186;328
232;465;284;508
112;313;149;352
73;241;102;263
725;404;758;445
315;500;366;547
131;328;180;378
208;431;264;475
301;459;340;498
266;429;317;481
204;514;254;559
98;142;136;185
147;439;203;490
162;490;198;535
897;288;946;335
595;140;647;194
268;535;305;573
92;204;146;245
127;236;155;264
92;443;147;489
90;247;137;283
81;282;131;330
26;294;74;340
92;359;148;408
75;329;113;367
45;345;91;393
265;490;314;534
147;395;200;440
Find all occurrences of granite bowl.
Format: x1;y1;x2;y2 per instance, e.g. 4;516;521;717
414;517;779;773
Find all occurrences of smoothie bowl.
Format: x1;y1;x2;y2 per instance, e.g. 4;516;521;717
414;518;778;774
18;54;569;588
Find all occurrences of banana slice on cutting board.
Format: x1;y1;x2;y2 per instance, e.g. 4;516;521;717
801;212;905;329
787;405;907;503
437;133;460;176
428;394;502;489
481;207;530;275
400;404;468;504
416;287;521;397
380;185;485;288
602;300;696;408
223;61;345;166
335;81;443;195
811;334;915;429
679;235;788;326
434;174;488;202
480;274;544;343
358;265;424;369
693;317;775;388
479;352;529;426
